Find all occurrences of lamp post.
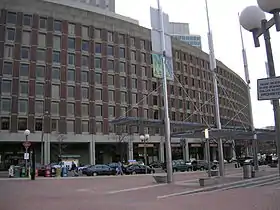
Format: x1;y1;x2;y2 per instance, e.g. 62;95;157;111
41;111;48;165
24;129;30;173
239;1;280;175
204;128;211;177
140;134;149;174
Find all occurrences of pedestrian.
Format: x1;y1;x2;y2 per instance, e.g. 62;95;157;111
118;161;123;176
71;161;78;176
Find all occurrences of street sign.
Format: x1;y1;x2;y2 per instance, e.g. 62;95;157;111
24;153;29;160
22;141;31;149
257;76;280;100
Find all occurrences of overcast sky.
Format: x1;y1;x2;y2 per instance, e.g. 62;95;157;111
115;0;280;128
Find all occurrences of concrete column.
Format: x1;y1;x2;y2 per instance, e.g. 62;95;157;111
232;140;237;159
89;135;96;165
160;141;165;162
128;140;133;160
212;147;217;161
185;139;189;161
44;134;50;165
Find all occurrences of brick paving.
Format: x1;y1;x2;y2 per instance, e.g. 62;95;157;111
0;166;277;210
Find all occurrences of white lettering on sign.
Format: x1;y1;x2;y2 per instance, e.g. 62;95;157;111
257;77;280;100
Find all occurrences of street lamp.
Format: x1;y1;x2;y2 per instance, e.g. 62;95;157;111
204;129;211;177
140;134;149;174
41;111;49;165
24;129;30;173
240;2;280;175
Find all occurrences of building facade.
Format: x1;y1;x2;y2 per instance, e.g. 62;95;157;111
169;22;202;49
64;0;115;12
0;0;250;169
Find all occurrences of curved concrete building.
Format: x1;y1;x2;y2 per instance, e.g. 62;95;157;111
0;0;250;169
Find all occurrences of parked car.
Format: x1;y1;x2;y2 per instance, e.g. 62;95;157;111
191;160;217;171
124;164;155;175
149;161;163;168
162;160;193;172
78;164;91;171
84;164;116;176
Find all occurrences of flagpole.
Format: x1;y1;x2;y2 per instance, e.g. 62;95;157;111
157;0;173;183
205;0;225;176
238;13;258;170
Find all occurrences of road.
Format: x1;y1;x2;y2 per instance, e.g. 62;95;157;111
1;166;277;210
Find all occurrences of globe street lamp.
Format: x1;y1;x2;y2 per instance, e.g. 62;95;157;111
240;2;280;175
24;129;30;173
140;134;150;174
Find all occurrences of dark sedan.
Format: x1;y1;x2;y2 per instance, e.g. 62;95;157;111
124;164;155;175
84;164;116;176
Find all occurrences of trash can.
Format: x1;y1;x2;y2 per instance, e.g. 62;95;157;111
61;166;68;177
56;167;61;177
21;167;26;177
243;163;251;179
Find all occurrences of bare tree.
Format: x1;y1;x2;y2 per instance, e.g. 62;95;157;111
57;134;67;161
110;125;130;161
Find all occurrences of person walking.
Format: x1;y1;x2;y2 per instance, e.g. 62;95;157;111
70;161;78;176
117;161;123;176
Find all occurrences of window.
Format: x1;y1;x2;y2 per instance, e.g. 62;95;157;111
82;26;89;39
143;109;148;118
108;60;114;71
81;71;88;83
1;117;10;130
52;119;58;131
141;66;147;77
108;90;114;101
18;100;28;113
21;47;29;59
81;87;89;100
22;31;31;45
95;58;101;68
67;69;75;82
108;106;115;118
67;103;75;116
96;121;103;133
35;119;43;131
53;36;61;49
68;23;75;35
141;53;146;63
120;77;126;87
82;40;89;52
6;12;17;25
95;89;102;100
18;118;27;130
68;38;75;50
4;45;13;59
108;75;114;85
19;64;29;77
140;40;145;49
19;82;29;95
68;54;75;65
132;93;137;104
132;78;137;89
6;28;15;41
121;92;127;103
67;86;75;98
23;15;32;26
51;102;59;115
39;17;47;29
119;48;125;58
119;62;125;72
95;43;101;54
52;67;60;80
54;20;62;32
36;66;45;79
1;80;12;93
53;51;60;63
121;107;127;116
1;99;11;112
119;34;125;44
95;73;102;84
81;104;89;116
67;120;75;132
38;33;46;47
94;29;101;39
130;37;135;46
107;32;113;42
37;49;46;61
82;121;89;132
52;85;60;99
3;62;13;76
95;105;102;117
131;51;136;61
81;56;89;67
35;101;44;113
130;65;136;75
35;83;44;97
107;45;114;56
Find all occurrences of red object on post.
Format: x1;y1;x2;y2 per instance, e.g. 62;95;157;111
35;169;38;177
45;166;51;177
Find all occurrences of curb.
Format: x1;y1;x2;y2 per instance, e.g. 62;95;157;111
157;173;279;199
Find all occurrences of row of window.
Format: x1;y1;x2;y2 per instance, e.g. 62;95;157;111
5;12;147;49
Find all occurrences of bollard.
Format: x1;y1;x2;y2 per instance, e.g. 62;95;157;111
61;166;68;177
251;167;256;178
243;163;251;179
56;168;61;177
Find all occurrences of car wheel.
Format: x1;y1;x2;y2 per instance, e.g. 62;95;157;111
132;171;136;175
92;172;97;176
187;167;192;172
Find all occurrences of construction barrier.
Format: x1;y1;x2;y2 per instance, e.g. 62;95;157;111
35;169;38;177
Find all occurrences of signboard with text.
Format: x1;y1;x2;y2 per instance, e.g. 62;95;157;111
257;76;280;100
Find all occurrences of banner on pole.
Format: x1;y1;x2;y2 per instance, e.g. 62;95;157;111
152;54;173;80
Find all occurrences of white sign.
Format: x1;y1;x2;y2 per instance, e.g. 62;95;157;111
24;153;29;160
257;76;280;100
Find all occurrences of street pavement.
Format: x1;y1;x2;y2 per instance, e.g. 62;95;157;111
0;168;280;210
